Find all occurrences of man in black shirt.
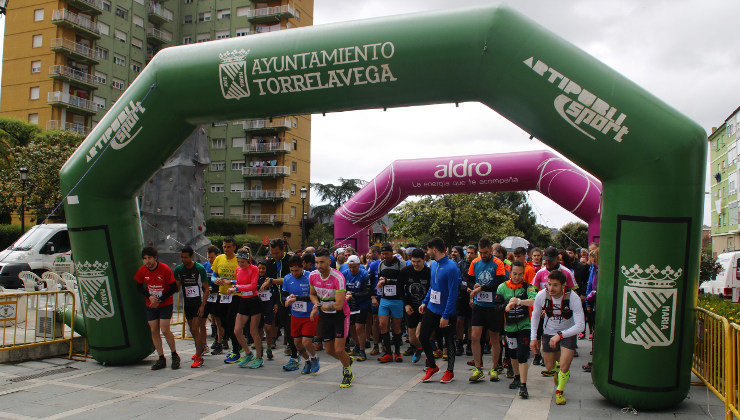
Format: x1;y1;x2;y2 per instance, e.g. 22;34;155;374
401;248;430;363
376;243;406;362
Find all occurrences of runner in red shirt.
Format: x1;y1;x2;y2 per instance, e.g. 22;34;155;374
134;247;179;370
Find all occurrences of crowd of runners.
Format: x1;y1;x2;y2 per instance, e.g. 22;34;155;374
134;236;599;404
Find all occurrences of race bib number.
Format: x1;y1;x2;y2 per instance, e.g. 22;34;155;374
184;286;200;298
292;301;307;312
259;291;272;301
384;285;397;296
477;291;493;303
220;294;232;303
207;293;218;303
148;288;162;298
506;337;518;350
430;290;441;305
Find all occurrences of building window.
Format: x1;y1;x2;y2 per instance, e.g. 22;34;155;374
216;30;229;40
196;33;210;43
28;114;39;124
230;183;244;193
131;60;142;73
95;46;109;60
102;0;111;11
98;22;110;36
232;137;245;148
115;6;128;19
134;0;143;5
290;206;296;218
210;184;225;193
184;0;193;4
291;184;296;195
114;29;127;43
111;77;125;90
210;206;224;217
29;86;40;100
231;161;244;171
236;6;249;16
31;60;41;73
211;138;225;149
730;124;736;136
32;34;42;48
182;36;192;44
229;206;243;216
197;11;211;22
211;161;225;171
217;9;230;20
93;96;106;111
113;54;126;66
184;14;192;23
292;139;297;150
94;71;107;85
235;28;250;37
33;9;44;21
132;38;143;50
133;15;144;28
291;161;297;172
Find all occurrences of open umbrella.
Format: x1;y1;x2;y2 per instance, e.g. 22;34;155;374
500;236;530;252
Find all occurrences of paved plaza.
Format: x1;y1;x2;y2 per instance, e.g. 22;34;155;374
0;337;726;419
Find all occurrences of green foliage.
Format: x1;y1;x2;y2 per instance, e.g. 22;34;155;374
306;223;334;248
698;294;740;324
553;222;589;249
205;218;248;236
0;224;30;250
389;193;521;246
0;117;41;165
310;178;366;223
205;234;260;252
700;251;723;283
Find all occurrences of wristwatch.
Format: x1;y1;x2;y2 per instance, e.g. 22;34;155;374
557;331;563;339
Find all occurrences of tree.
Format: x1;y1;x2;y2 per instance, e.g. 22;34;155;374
0;117;40;166
310;178;366;224
389;193;521;246
306;222;334;248
699;251;723;283
553;222;589;249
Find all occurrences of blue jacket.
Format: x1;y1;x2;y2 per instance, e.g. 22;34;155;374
342;266;373;310
422;255;460;319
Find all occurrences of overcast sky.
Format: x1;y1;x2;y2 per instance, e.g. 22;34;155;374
309;0;740;229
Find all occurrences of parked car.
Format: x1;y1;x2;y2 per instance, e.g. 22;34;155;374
0;224;72;289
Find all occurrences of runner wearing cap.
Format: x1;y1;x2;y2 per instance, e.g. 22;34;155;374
532;247;577;290
342;255;372;361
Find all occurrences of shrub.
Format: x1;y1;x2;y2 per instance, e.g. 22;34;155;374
204;218;248;236
205;234;260;253
0;224;29;250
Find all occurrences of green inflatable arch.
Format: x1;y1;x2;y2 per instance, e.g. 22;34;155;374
60;5;705;409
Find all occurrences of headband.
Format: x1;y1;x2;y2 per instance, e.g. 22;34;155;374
236;252;251;260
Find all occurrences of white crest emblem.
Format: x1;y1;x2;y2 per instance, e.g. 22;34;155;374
219;49;250;100
75;260;115;321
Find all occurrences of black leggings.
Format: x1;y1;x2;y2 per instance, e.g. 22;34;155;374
225;298;241;354
419;311;456;371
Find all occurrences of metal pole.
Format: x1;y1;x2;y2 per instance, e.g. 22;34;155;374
300;197;305;249
20;179;26;232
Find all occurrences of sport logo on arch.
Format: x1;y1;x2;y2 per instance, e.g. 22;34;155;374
620;264;680;349
219;49;251;100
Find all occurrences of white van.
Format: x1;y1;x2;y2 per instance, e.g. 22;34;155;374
0;224;72;289
699;251;740;302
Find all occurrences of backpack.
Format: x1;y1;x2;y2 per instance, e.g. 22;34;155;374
504;282;532;323
543;287;573;320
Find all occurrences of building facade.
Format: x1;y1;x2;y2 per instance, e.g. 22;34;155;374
709;106;740;255
1;0;313;249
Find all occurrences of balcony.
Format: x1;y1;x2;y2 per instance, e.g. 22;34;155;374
46;120;92;137
242;166;290;178
67;0;103;15
241;118;293;134
51;9;100;39
241;189;290;201
48;65;97;90
241;214;288;225
245;4;296;23
50;38;100;64
147;2;174;23
47;91;96;115
146;26;172;44
243;141;291;155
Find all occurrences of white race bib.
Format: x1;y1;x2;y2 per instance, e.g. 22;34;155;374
292;301;307;312
207;293;218;303
478;291;493;303
220;294;232;303
242;291;254;297
430;290;441;305
506;336;518;350
149;288;162;298
184;285;200;298
259;291;272;302
384;285;397;296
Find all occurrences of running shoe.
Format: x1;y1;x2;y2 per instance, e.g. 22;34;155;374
202;345;210;356
301;360;312;374
224;350;242;364
489;367;499;382
465;345;472;356
151;356;166;370
588;333;593;340
171;353;180;370
210;340;220;350
283;357;300;371
378;353;393;363
365;341;371;349
519;384;529;399
541;369;556;377
191;354;198;360
411;349;422;364
356;351;367;362
370;345;380;355
340;371;354;388
266;348;273;360
421;366;440;382
236;352;255;368
394;353;403;363
455;341;463;356
496;362;504;373
466;360;476;367
439;370;455;383
247;357;263;369
578;332;585;340
210;343;223;355
555;390;566;405
469;367;485;382
222;341;229;350
532;354;543;366
506;364;514;379
191;356;204;368
433;349;443;359
310;357;320;373
509;376;521;389
582;362;592;372
403;346;415;357
442;349;448;361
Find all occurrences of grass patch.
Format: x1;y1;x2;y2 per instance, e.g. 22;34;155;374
698;294;740;324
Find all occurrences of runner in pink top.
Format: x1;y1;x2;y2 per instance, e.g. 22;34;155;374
533;247;577;290
228;247;264;369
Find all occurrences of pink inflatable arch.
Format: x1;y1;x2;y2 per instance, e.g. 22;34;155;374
334;150;601;254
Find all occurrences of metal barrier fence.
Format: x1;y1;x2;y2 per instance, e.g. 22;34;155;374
0;290;77;359
692;307;739;419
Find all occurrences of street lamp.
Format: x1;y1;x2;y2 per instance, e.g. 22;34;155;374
300;186;307;248
19;167;28;232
